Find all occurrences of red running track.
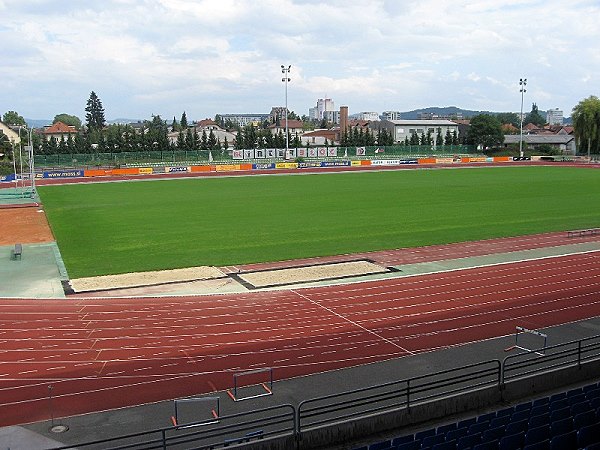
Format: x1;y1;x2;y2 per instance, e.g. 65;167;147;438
0;251;599;426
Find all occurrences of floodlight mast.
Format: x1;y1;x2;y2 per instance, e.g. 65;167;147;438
519;78;527;158
281;65;291;159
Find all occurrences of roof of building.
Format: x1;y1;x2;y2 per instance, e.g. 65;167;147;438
196;119;219;128
43;121;77;134
504;135;575;144
384;119;458;126
268;119;304;129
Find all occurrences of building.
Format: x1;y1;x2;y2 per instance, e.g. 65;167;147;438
300;129;339;146
309;98;335;121
267;119;304;136
354;112;379;121
323;110;340;124
503;134;576;154
42;121;78;141
381;111;402;121
219;114;270;127
417;112;464;120
546;108;564;126
0;121;21;146
372;120;459;144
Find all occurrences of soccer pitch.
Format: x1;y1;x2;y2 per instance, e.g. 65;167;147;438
38;166;600;278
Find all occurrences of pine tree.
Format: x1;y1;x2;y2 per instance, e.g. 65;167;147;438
180;112;188;129
85;91;106;132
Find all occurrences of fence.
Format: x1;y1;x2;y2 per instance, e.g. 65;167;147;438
33;145;479;168
48;334;600;450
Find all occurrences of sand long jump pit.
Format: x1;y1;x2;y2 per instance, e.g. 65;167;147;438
67;259;397;296
231;259;397;289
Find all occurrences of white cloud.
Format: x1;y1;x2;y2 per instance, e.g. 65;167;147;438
1;0;599;120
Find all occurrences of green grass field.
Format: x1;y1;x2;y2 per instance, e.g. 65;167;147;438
38;166;600;278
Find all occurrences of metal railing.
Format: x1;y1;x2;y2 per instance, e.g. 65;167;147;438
45;334;600;449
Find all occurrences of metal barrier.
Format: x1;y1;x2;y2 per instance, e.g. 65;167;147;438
297;360;500;432
50;404;295;450
46;335;600;449
501;334;600;384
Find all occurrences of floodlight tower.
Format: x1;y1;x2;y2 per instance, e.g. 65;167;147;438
519;78;527;158
281;65;291;159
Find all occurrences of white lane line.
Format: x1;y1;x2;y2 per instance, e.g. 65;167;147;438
291;289;414;355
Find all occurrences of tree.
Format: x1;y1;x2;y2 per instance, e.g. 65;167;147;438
2;111;26;126
467;114;504;149
572;95;600;159
180;112;188;129
54;113;82;129
524;103;545;127
85;91;106;132
495;112;520;128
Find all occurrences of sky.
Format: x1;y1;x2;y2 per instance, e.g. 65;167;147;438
1;0;599;122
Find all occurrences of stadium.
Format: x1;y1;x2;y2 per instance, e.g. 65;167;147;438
1;157;600;449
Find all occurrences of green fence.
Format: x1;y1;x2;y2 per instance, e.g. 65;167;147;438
33;145;480;168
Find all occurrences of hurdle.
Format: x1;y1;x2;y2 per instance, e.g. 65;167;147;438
226;368;273;402
170;396;220;429
504;326;547;356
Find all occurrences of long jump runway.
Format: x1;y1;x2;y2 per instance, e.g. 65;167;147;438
0;251;599;426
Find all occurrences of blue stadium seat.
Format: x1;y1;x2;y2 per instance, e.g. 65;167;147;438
477;412;496;423
532;397;549;407
415;429;437;441
457;432;482;450
468;421;489;434
585;442;600;450
457;417;477;429
437;423;458;434
524;424;550;446
368;439;391;450
482;426;505;442
523;440;550;450
396;441;421;450
567;387;584;397
489;415;510;429
446;427;469;442
392;435;415;446
574;409;598;428
583;384;598;393
505;418;529;435
578;422;600;448
422;433;446;448
473;441;499;450
530;404;549;417
529;412;550;428
496;407;514;417
568;393;587;405
515;401;532;412
432;439;457;450
550;398;569;411
587;389;600;401
549;406;571;422
571;400;593;416
550;417;573;437
549;392;566;403
499;431;524;450
352;447;368;450
510;409;530;422
550;430;577;450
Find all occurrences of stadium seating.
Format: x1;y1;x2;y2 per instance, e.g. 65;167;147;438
355;381;600;450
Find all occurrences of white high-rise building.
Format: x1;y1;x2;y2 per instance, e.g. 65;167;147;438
381;111;402;121
546;108;563;126
309;98;335;121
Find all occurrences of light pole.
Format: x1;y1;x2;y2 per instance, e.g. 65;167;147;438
519;78;527;158
281;65;291;159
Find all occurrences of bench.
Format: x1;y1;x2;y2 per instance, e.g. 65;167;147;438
567;228;600;238
11;243;22;260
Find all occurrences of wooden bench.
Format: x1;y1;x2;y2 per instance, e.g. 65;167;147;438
11;243;22;260
567;228;600;238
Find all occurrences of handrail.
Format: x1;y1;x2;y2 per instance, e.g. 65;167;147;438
297;360;501;432
49;404;295;450
46;334;600;450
